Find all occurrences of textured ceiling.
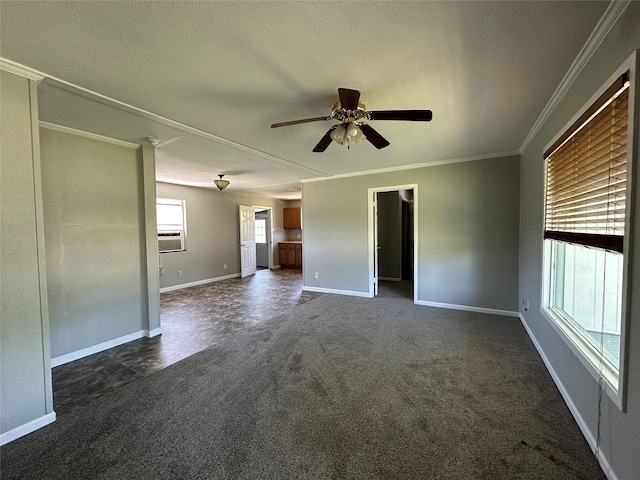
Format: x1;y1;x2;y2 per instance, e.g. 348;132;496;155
0;1;610;198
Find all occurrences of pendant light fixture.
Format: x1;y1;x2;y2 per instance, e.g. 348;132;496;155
214;174;230;191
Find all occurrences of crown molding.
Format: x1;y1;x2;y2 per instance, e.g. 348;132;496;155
301;150;520;184
40;78;328;178
519;0;631;153
0;57;46;81
39;121;141;149
1;56;327;177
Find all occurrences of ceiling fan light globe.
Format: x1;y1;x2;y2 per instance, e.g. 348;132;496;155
347;123;364;143
330;125;347;145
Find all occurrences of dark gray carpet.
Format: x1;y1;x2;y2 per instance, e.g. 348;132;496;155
1;294;605;479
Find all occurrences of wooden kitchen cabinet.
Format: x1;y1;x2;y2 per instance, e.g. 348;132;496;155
283;207;301;229
279;242;302;269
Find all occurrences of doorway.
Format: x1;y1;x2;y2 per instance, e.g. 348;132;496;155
368;185;417;302
254;206;273;270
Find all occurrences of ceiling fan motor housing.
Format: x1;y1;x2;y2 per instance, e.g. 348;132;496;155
331;101;367;123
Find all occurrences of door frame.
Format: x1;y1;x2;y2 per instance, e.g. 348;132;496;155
252;205;273;269
367;184;418;302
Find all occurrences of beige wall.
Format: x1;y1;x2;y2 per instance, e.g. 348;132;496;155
0;71;54;438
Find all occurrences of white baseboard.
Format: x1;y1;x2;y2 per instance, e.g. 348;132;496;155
302;286;372;298
0;412;56;446
379;276;402;282
145;327;162;338
414;300;520;318
51;330;147;367
518;314;617;480
159;273;241;293
272;265;282;269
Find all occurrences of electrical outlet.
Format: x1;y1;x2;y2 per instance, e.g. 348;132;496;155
522;300;529;311
224;264;227;270
315;272;319;278
178;270;183;277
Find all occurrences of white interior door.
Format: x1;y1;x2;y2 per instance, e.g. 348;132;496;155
239;205;256;278
373;193;379;296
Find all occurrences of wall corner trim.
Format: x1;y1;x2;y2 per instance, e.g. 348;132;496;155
145;327;162;338
0;57;46;81
519;0;631;153
415;300;520;318
0;412;56;446
302;286;372;298
518;314;619;480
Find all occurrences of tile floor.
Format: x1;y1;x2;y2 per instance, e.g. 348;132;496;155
52;269;322;414
52;271;413;415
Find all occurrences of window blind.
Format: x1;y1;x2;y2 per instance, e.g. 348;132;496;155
544;73;629;254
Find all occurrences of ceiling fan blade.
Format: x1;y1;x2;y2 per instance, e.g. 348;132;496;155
338;88;361;110
359;124;390;149
367;110;433;121
271;116;331;128
312;127;336;152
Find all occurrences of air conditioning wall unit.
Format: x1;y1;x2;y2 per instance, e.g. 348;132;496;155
158;231;185;253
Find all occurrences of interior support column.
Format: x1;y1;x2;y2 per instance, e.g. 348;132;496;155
141;143;161;336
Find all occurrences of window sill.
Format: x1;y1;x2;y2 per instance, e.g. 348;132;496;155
541;307;624;411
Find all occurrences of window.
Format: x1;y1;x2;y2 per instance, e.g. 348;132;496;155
255;218;266;244
542;67;633;408
157;198;186;253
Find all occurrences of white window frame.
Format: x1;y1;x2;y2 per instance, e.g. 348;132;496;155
157;197;187;253
540;52;637;411
255;218;267;244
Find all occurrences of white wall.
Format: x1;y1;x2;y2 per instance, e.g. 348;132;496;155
0;71;54;441
302;154;520;311
40;128;150;359
157;182;291;289
518;4;640;479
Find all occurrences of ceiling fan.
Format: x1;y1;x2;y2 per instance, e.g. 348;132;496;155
271;88;433;152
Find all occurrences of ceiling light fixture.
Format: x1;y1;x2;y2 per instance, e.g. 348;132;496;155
214;174;230;191
330;122;365;149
